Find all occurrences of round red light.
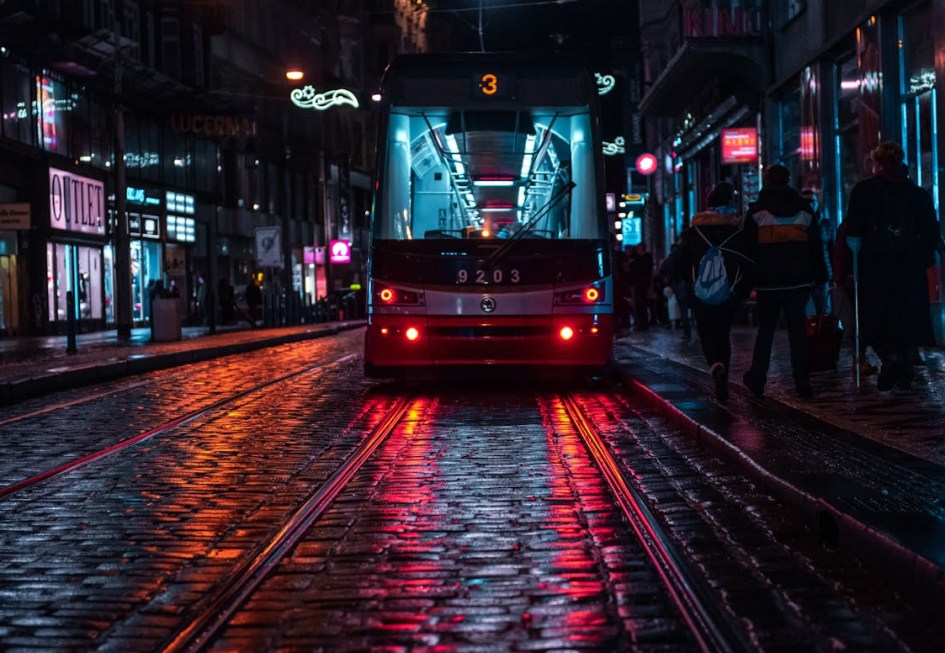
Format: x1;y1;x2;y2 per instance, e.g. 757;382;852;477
583;287;600;302
379;288;394;302
635;153;657;175
405;327;420;341
559;326;574;341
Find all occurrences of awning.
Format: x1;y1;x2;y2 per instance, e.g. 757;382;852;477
639;40;766;117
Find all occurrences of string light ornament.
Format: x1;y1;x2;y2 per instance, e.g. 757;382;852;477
290;85;360;110
595;73;615;95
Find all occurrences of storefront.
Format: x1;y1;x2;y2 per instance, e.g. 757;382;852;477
46;167;107;333
0;202;27;336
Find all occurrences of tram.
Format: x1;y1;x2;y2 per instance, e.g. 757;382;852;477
363;53;614;378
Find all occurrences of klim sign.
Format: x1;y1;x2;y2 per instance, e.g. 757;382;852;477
48;168;105;236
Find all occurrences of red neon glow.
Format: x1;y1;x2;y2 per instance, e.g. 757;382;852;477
405;327;420;341
379;288;394;302
583;287;600;302
559;326;574;340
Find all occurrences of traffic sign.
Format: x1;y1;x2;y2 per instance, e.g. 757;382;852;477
255;227;282;268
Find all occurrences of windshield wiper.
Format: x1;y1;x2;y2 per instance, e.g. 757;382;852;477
485;180;576;269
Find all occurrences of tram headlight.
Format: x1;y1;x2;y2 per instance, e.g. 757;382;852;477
375;286;423;305
555;285;605;304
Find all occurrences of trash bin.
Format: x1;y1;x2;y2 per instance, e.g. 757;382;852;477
151;297;182;342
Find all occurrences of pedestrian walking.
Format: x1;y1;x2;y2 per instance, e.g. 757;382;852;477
629;242;653;331
667;239;693;341
244;274;263;324
801;188;833;314
742;164;829;399
218;278;235;324
674;181;753;401
844;140;941;392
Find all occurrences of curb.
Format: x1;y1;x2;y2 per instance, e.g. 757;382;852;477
620;373;945;605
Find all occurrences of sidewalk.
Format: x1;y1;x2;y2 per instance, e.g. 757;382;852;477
613;323;945;603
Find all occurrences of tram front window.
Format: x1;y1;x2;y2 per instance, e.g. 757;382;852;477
375;107;602;242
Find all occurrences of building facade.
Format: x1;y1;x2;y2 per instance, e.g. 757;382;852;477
0;0;386;337
640;0;945;342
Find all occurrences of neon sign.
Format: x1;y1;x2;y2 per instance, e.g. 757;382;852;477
595;73;615;95
329;239;351;264
603;136;625;156
290;86;360;110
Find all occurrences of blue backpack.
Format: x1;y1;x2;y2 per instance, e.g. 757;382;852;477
692;226;741;305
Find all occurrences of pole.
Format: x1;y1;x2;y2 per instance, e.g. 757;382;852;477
66;291;77;354
848;236;862;389
113;0;132;340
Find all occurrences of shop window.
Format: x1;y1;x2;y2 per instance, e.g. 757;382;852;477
834;49;859;220
46;243;104;322
899;0;937;204
776;87;802;183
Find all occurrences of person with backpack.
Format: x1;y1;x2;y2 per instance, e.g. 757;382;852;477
674;181;753;401
741;164;828;399
844;141;940;392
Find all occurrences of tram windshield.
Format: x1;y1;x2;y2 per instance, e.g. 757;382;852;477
375;106;603;242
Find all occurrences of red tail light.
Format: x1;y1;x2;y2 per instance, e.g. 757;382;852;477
559;326;574;340
555;285;605;305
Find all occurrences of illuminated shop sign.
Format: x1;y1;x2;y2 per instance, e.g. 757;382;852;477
721;127;758;164
167;215;196;243
166;191;195;215
290;86;360;111
48;167;105;236
169;113;256;139
126;185;162;206
329;239;351;264
129;213;161;239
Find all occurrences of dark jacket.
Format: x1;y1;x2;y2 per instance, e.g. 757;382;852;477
743;184;828;291
845;166;940;272
675;209;753;305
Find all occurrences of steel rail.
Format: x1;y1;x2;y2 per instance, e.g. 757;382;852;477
560;393;751;653
0;353;358;499
161;395;415;653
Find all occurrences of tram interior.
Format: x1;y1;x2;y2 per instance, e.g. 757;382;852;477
377;108;599;241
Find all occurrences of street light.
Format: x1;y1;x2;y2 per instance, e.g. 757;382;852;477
285;68;305;82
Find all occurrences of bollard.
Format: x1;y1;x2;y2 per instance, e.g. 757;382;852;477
66;291;77;354
207;290;216;334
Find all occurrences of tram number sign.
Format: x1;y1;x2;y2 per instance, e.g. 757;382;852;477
457;267;521;284
473;72;516;100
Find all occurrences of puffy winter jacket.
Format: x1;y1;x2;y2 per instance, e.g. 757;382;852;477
743;184;828;291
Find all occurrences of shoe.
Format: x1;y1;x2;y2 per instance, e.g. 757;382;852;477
711;363;729;402
877;355;902;391
742;371;764;397
796;383;813;399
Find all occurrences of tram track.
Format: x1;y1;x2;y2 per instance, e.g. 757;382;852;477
0;352;358;499
161;395;416;653
560;393;750;653
161;388;750;652
0;377;920;651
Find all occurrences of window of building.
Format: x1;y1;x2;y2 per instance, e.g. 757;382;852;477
780;0;806;26
899;0;937;204
833;49;859;220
